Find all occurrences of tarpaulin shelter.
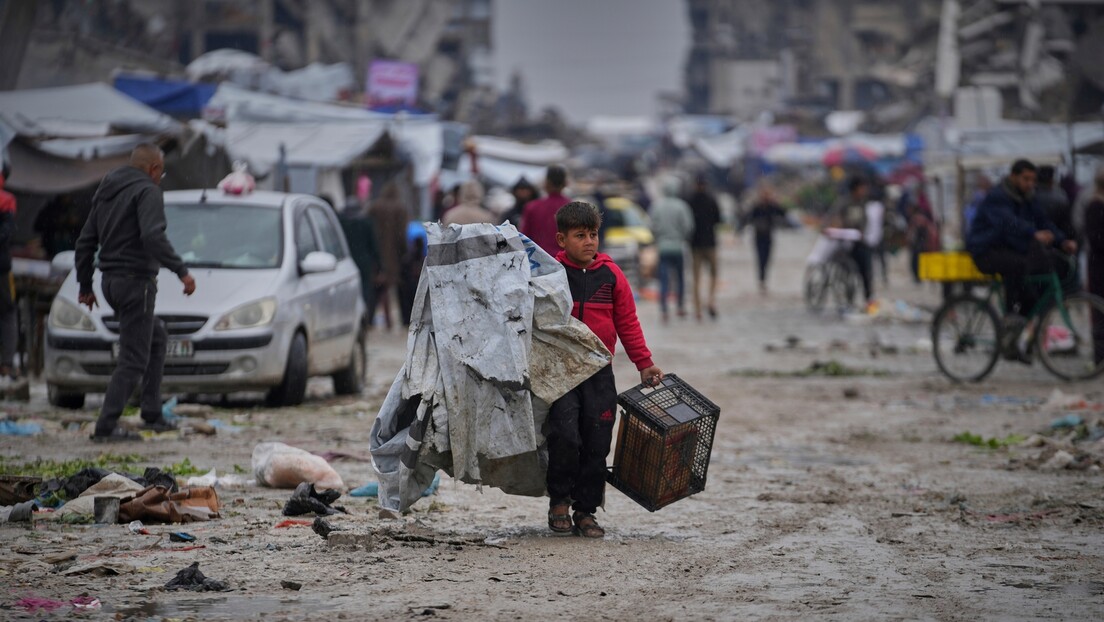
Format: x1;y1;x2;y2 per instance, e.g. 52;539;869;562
0;82;180;194
442;135;569;189
199;84;442;217
113;74;217;118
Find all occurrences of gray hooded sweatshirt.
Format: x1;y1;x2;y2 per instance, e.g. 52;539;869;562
76;165;188;295
649;176;695;255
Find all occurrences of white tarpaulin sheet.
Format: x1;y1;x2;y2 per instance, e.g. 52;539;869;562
203;84;443;185
0;82;178;138
370;223;611;513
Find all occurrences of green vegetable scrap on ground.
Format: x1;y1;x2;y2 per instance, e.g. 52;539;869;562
0;453;144;478
0;453;205;479
952;432;1027;449
729;360;894;378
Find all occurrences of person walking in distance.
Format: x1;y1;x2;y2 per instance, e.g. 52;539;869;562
520;165;570;256
0;168;20;388
649;174;694;322
827;176;876;308
741;183;787;294
687;174;722;319
75;144;195;442
1078;168;1103;364
368;182;409;330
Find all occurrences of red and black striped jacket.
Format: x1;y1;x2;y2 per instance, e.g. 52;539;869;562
555;251;654;371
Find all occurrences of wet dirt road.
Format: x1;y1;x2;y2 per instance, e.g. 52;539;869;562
2;228;1102;620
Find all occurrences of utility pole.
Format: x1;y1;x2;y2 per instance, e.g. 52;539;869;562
0;1;39;90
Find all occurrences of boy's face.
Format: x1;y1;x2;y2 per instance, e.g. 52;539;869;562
557;227;599;267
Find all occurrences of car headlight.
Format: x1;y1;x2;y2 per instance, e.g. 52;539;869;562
49;297;95;331
215;298;277;330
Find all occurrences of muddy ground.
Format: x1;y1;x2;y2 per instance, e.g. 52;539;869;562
2;229;1103;621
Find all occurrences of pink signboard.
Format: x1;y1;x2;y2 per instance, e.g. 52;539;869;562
366;60;419;108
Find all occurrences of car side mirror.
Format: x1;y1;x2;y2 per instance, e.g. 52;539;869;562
300;251;337;274
51;250;76;274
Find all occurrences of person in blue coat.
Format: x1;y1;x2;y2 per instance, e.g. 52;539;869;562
966;159;1078;358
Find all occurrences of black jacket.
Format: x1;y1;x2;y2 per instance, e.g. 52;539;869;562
75;166;187;294
966;179;1063;256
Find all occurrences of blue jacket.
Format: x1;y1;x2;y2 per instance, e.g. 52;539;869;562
966;179;1064;256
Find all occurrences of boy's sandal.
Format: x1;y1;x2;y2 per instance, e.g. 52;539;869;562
573;511;605;539
548;502;573;533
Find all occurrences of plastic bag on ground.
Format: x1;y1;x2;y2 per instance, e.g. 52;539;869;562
252;442;345;490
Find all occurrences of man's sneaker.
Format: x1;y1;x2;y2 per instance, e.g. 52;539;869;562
90;428;143;443
141;417;179;433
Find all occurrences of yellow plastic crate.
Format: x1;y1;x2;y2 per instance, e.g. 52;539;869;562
918;252;992;282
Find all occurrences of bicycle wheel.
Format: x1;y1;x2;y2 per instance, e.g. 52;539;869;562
932;295;1001;382
804;264;829;312
1036;292;1104;381
827;256;859;311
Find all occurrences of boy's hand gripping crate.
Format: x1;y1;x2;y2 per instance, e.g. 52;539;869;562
607;374;720;511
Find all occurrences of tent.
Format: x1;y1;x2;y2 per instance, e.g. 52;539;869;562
203;84;443;199
113;74;217;117
0;82;180;194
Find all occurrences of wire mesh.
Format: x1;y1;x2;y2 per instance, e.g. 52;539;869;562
608;374;720;511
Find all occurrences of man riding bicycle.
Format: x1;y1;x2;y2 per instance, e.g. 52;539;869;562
966;159;1078;361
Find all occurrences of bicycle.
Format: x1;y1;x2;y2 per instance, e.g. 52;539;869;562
804;229;861;313
923;252;1104;382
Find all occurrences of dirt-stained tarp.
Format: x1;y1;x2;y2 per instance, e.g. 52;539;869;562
370;222;610;512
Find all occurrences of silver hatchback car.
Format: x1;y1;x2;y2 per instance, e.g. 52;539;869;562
45;188;367;408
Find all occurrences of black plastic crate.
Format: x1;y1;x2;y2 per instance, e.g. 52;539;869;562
607;374;719;511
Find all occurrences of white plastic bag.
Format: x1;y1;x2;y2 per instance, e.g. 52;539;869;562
251;442;345;490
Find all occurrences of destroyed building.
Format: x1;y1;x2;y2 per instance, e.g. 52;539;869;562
684;0;1104;129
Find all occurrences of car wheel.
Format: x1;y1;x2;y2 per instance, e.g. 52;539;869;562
48;384;85;409
266;332;308;407
332;333;366;396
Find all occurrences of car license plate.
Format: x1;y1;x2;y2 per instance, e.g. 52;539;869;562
112;340;194;359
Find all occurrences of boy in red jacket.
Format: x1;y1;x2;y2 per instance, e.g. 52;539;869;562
547;200;663;538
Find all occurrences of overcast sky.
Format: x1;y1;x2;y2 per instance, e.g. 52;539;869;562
492;0;689;123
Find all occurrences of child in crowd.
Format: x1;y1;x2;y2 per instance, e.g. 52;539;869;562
546;201;663;538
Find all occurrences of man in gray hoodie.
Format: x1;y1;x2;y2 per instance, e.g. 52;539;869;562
75;144;196;442
649;175;695;321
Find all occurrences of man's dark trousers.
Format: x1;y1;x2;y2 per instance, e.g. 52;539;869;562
546;365;617;514
974;240;1073;315
94;273;167;436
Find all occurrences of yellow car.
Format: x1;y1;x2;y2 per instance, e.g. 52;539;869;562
600;196;655;285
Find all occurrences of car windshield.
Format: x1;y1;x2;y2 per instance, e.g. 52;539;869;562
166;203;283;269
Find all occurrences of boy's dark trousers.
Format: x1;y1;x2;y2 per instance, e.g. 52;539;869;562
546;365;617;514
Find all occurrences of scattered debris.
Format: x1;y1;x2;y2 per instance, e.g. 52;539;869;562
0;420;43;435
274;519;313;529
281;580;303;591
169;532;196;543
164;562;230;592
70;596;101;611
253;441;345;490
730;360;894;378
312;517;337;539
14;596;65;613
62;560;136;576
282;482;347;516
952;432;1026;449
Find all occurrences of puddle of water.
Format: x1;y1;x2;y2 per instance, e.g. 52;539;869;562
111;595;334;620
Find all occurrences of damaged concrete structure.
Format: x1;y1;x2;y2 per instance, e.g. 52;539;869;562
684;0;1104;128
1;0;496;124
